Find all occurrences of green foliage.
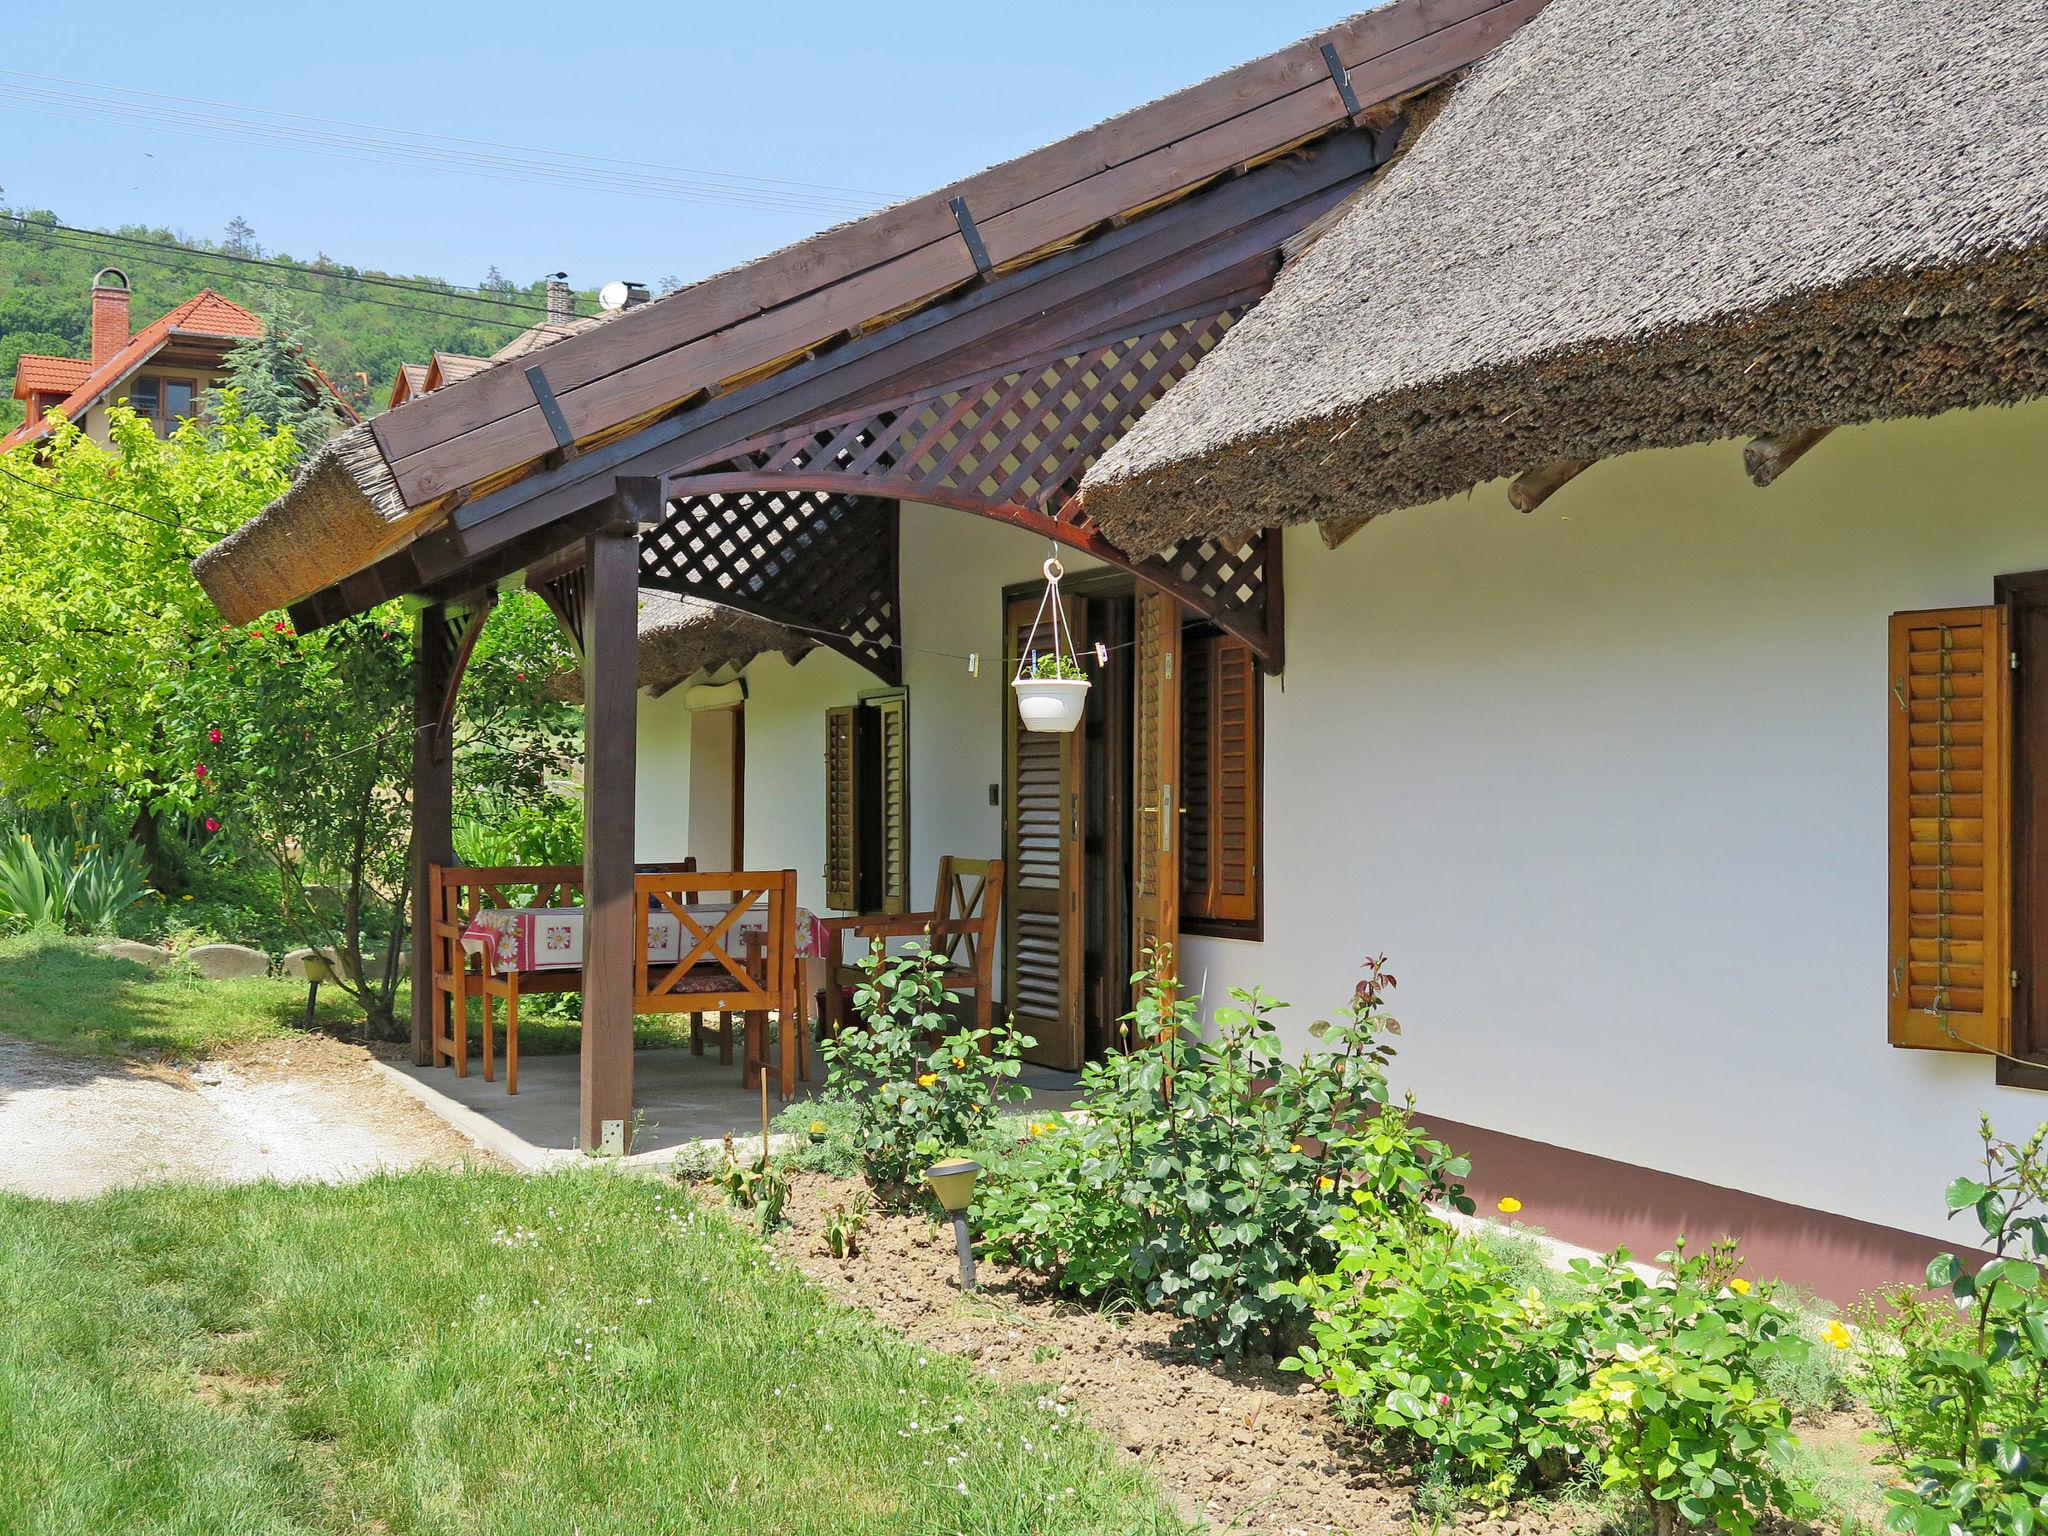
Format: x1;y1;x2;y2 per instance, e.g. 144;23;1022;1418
210;292;347;456
978;955;1472;1359
824;1194;869;1259
0;810;154;935
815;942;1032;1202
0;405;296;825
1872;1119;2048;1536
0;207;594;431
454;791;584;869
1021;652;1089;681
1281;1218;1602;1509
1553;1241;1817;1536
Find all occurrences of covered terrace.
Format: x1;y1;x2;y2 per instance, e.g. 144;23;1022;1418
190;0;1542;1151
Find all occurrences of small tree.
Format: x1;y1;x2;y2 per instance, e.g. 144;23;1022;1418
210;293;345;458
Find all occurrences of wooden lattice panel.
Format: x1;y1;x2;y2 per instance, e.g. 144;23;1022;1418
664;303;1284;666
637;488;901;683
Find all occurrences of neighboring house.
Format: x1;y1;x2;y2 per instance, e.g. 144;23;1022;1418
384;278;628;408
191;0;2048;1299
2;268;358;451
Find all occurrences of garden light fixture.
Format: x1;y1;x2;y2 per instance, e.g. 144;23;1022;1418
925;1155;981;1291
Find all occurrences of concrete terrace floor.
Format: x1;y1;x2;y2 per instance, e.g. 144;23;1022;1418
387;1044;1084;1166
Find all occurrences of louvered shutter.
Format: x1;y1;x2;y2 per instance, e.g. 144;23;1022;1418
872;694;911;915
1004;594;1086;1068
1889;605;2011;1053
1205;636;1260;924
823;705;859;912
1132;587;1181;980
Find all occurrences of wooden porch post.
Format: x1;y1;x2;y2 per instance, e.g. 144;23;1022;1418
410;604;455;1066
579;487;649;1152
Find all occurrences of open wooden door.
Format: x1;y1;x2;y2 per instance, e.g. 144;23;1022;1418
1005;593;1088;1068
1131;587;1181;987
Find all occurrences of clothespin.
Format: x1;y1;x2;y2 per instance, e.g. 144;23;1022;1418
967;652;980;677
1094;641;1109;667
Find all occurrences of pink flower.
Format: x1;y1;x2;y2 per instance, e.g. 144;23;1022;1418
203;817;221;833
193;764;208;780
207;727;223;745
273;621;288;633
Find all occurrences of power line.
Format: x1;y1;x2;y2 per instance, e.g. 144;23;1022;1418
0;68;902;203
16;216;557;320
0;74;895;217
15;225;542;331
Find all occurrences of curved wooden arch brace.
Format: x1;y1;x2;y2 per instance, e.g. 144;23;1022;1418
424;590;497;736
660;302;1284;667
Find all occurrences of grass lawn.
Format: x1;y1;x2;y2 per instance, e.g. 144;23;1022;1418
0;932;357;1058
0;1168;1185;1536
0;932;701;1061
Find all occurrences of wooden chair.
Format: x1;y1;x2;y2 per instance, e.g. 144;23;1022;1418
821;856;1003;1038
634;868;803;1097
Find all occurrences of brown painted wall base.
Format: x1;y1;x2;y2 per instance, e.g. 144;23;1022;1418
1419;1114;1963;1303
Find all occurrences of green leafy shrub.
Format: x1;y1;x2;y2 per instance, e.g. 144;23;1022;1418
1553;1241;1816;1536
1282;1216;1602;1508
979;955;1471;1359
0;816;152;934
815;942;1031;1203
1870;1118;2048;1536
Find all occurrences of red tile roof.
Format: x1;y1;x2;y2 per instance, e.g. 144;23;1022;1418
2;288;353;451
11;354;92;398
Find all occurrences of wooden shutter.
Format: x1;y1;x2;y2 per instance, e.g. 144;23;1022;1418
1889;605;2011;1053
1132;587;1181;980
823;704;859;912
1004;594;1087;1069
872;694;911;915
1205;636;1260;924
1180;632;1263;929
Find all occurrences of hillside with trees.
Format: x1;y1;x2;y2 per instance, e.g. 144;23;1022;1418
0;200;595;432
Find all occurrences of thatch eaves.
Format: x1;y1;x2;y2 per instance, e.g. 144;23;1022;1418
635;589;812;695
1079;0;2048;551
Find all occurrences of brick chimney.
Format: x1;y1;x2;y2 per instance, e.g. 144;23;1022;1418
545;276;574;326
90;267;132;364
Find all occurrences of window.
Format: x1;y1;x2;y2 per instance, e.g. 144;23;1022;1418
823;691;910;914
124;376;199;436
1179;626;1262;935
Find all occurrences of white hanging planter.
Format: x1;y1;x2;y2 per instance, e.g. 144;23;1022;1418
1012;676;1091;733
1012;554;1093;734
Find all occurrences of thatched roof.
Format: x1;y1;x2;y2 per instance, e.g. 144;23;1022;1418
635;590;812;695
190;423;420;628
1080;0;2048;550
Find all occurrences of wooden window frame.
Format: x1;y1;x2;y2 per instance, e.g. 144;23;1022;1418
823;688;911;915
1178;623;1264;942
124;375;200;437
1998;570;2048;1089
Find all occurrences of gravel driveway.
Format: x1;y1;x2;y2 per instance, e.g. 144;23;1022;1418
0;1032;485;1199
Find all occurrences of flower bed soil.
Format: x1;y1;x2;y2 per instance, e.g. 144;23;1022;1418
766;1172;1611;1536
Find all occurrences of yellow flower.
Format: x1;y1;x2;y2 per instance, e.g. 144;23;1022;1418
1317;1175;1335;1192
952;1057;966;1068
807;1120;828;1136
1288;1142;1303;1154
1729;1277;1752;1295
1029;1120;1056;1136
1497;1196;1522;1214
181;894;194;902
916;1073;937;1088
1820;1320;1852;1350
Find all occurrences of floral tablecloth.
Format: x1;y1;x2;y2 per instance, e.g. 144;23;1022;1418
459;903;829;975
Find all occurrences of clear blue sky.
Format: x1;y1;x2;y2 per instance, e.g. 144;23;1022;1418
5;1;1359;293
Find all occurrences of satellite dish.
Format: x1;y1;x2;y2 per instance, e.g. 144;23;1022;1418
598;280;651;311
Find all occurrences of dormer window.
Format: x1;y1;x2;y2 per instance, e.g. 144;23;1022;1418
126;377;199;435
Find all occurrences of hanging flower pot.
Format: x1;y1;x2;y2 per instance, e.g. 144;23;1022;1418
1012;556;1091;734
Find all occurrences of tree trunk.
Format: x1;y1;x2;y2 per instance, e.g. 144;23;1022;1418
132;805;170;890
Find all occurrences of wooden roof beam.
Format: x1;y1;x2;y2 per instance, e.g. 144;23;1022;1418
1744;426;1834;487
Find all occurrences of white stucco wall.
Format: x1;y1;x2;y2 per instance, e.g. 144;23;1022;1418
636;685;694;862
636;400;2048;1242
1181;398;2048;1242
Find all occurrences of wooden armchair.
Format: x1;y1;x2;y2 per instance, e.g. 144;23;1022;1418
821;856;1003;1037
